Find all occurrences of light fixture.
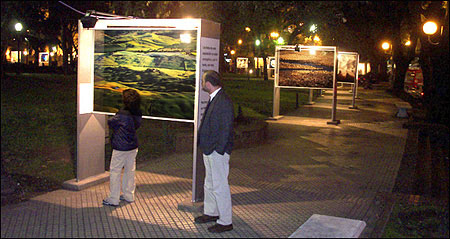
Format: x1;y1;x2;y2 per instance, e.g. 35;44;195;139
15;23;23;32
81;12;98;29
423;21;438;35
277;37;284;45
230;50;235;55
255;39;261;46
238;39;242;45
309;24;317;33
381;42;390;50
422;20;440;45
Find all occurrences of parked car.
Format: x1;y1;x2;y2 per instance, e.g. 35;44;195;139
404;57;424;98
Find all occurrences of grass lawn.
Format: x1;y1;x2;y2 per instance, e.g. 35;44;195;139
382;201;449;238
1;73;77;202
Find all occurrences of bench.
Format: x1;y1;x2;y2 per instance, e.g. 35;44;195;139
395;102;412;118
289;214;366;238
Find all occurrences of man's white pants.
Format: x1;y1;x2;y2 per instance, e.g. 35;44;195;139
203;151;232;225
107;148;138;204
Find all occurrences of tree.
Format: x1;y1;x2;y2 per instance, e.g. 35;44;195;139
419;1;449;125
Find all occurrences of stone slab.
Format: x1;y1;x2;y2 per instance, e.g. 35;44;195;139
62;172;110;191
289;214;366;238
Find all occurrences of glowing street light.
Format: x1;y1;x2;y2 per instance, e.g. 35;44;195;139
230;50;236;55
15;22;23;65
245;27;251;32
15;22;23;32
237;39;242;45
255;39;261;46
313;35;320;42
405;40;411;46
423;21;438;35
381;42;390;50
422;20;440;45
270;32;279;39
277;37;284;45
309;24;317;33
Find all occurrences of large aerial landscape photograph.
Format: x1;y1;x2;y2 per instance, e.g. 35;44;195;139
278;49;335;88
94;29;197;120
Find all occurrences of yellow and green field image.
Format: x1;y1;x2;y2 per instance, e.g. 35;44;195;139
94;30;197;120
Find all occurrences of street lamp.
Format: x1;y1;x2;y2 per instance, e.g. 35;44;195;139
15;22;23;32
423;20;440;45
15;22;23;64
381;42;390;51
423;21;438;35
255;39;261;46
277;37;284;45
310;24;317;33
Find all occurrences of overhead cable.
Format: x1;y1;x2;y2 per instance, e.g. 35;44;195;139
58;1;137;19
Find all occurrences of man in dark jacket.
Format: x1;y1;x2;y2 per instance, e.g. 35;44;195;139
103;89;142;207
195;70;234;233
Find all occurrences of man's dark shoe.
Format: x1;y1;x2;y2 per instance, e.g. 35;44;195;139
102;199;118;207
208;223;233;233
194;215;219;224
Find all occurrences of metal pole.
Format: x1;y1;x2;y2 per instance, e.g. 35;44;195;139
305;88;314;105
349;83;358;109
327;48;340;125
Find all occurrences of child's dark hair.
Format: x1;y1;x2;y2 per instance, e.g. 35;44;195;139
122;89;141;114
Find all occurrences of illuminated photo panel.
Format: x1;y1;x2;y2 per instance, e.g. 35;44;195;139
236;57;248;69
337;52;358;83
278;47;335;89
94;29;197;120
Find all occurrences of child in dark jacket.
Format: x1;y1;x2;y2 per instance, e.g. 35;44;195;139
103;89;142;207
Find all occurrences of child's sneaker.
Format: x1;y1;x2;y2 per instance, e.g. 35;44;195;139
102;199;118;207
120;195;134;203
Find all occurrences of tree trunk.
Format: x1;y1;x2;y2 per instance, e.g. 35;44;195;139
61;22;69;75
263;57;268;81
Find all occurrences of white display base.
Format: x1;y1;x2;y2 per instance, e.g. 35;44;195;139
267;115;285;120
289;214;366;238
62;172;110;191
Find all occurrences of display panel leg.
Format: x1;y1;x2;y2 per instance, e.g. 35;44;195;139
305;89;315;105
327;78;340;125
268;86;283;120
349;83;358;109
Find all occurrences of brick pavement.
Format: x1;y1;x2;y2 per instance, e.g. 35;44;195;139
1;82;409;238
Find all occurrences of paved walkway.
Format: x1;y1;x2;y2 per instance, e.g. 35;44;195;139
1;82;409;238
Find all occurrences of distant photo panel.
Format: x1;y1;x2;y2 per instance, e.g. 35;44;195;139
337;53;358;83
278;48;335;88
94;30;197;120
